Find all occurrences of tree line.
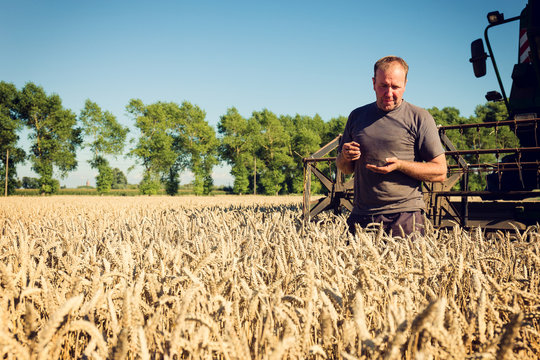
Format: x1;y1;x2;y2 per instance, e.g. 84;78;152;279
0;81;518;195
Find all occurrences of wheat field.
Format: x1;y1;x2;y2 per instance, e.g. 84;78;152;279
0;195;538;359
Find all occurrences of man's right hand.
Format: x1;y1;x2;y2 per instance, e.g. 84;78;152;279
341;141;361;161
336;141;361;175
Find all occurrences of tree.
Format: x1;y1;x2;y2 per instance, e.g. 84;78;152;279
95;160;114;194
287;114;325;194
16;83;81;194
22;176;40;189
111;168;128;189
0;82;26;195
128;99;218;195
80;100;129;194
472;102;519;190
322;115;348;146
473;101;518;149
127;99;178;195
429;103;517;191
218;107;256;194
139;172;162;195
428;106;469;151
251;109;294;195
165;167;180;195
175;102;218;195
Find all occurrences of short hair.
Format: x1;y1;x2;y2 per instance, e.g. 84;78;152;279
374;56;409;79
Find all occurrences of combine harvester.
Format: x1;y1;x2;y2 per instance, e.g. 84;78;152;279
303;0;540;230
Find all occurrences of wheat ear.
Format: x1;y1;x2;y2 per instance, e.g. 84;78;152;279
35;295;84;360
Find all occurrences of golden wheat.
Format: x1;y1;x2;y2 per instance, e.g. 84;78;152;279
0;195;538;359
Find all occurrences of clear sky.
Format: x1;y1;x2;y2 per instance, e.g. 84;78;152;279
1;0;527;187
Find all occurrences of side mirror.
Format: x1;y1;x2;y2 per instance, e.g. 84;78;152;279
485;90;503;102
469;39;488;78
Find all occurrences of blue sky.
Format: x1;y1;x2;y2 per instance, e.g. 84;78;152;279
1;0;527;187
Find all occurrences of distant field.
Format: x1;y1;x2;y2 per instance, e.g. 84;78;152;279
13;187;230;196
0;196;538;359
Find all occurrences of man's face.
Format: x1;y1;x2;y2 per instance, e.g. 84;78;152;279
372;63;407;112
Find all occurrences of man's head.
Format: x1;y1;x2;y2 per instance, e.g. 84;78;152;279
372;56;408;112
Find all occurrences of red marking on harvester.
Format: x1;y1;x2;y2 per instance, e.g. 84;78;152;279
520;29;530;63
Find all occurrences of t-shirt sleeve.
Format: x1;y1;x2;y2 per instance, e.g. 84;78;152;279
416;111;445;161
338;112;354;153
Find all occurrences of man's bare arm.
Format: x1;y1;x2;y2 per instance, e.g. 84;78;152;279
365;153;447;182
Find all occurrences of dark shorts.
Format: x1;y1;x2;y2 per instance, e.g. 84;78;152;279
346;211;425;237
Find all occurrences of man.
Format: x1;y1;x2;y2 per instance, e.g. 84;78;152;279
336;56;447;237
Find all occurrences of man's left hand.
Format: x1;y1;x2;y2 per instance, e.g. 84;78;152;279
366;157;400;174
366;154;447;182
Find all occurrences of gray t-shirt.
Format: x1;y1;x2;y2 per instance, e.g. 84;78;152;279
339;101;444;215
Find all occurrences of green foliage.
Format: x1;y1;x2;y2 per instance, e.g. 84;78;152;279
474;102;519;149
16;83;82;194
230;163;250;194
218;107;260;194
128;99;218;196
96;161;114;194
218;108;342;195
80;100;129;156
0;168;17;195
39;177;60;195
111;168;128;189
127;99;178;175
0;82;20;149
259;168;286;195
218;107;251;163
0;149;26;195
139;173;162;195
177;101;218;195
192;175;204;195
429;102;518;191
251;109;295;195
323;116;348;147
80;99;129;191
127;100;179;192
286;114;325;194
165;167;180;196
22;176;40;189
0;82;26;195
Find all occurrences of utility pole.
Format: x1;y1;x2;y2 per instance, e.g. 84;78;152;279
253;156;257;195
4;149;9;196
